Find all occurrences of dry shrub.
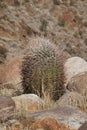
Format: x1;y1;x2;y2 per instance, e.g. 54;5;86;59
0;45;8;63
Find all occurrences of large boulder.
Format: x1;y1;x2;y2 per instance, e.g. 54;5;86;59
64;57;87;112
12;94;46;115
26;106;87;130
55;91;85;111
64;57;87;86
67;72;87;95
2;106;87;130
65;73;87;112
0;96;15;121
6;118;73;130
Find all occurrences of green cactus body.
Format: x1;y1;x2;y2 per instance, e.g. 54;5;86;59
22;38;65;101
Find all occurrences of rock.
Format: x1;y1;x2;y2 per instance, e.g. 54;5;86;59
78;122;87;130
2;106;87;130
67;72;87;95
27;106;87;130
30;118;74;130
5;118;74;130
4;57;22;86
0;56;23;96
55;91;85;111
64;57;87;112
12;94;46;115
64;57;87;86
0;96;15;121
66;72;87;112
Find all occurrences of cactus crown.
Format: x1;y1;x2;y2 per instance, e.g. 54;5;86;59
22;38;65;101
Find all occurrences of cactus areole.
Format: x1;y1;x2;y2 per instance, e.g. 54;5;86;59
22;38;65;101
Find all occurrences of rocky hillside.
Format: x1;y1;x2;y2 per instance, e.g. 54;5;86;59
0;0;87;62
0;0;87;130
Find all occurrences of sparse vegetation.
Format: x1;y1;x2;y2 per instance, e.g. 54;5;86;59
0;46;8;58
0;46;8;63
70;0;75;6
0;1;7;8
14;0;20;6
53;0;60;5
25;0;29;2
40;19;48;32
84;38;87;45
58;16;65;27
83;21;87;27
26;26;34;36
0;0;3;2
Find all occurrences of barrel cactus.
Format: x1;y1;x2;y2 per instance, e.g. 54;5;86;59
22;38;65;101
